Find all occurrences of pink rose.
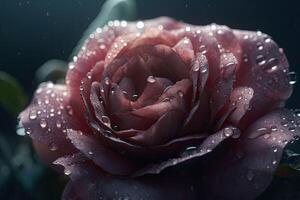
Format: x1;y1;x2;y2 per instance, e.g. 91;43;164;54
19;17;300;199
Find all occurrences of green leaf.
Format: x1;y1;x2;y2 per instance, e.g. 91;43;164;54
72;0;137;56
0;71;27;116
35;59;67;84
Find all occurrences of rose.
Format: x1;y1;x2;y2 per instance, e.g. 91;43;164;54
19;17;300;200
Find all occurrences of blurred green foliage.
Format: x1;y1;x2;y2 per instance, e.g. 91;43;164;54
0;72;27;116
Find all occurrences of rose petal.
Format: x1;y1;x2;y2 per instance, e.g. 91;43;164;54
200;109;300;199
171;27;222;90
173;37;195;64
59;161;200;200
209;52;237;124
179;54;210;135
133;126;238;176
18;83;84;156
67;129;139;175
66;27;117;115
227;87;254;127
126;110;185;146
234;30;292;127
62;182;82;200
115;44;190;83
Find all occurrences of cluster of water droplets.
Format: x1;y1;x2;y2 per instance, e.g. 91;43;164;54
23;82;75;152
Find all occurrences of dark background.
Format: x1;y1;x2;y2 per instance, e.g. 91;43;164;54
0;0;299;199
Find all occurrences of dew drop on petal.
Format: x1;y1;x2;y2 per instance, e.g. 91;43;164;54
26;128;32;135
147;76;156;83
132;94;139;101
288;71;297;85
263;58;279;73
56;120;62;128
223;127;233;137
67;105;74;115
136;21;144;29
101;116;110;126
256;55;266;66
29;110;37;120
64;169;71;175
246;170;254;181
256;42;264;51
49;143;58;151
40;119;48;129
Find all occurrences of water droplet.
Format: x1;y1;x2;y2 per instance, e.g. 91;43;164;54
147;76;156;83
186;146;197;151
56;121;62;128
271;125;278;132
217;30;223;35
121;20;127;27
26;128;32;135
36;88;43;94
256;31;262;36
49;143;58;151
132;94;138;101
273;148;278;153
243;54;249;63
112;125;120;131
257;42;264;51
243;35;249;40
67;105;73;115
288;71;297;85
288;127;296;132
272;160;277;165
248;127;271;139
88;151;93;155
264;37;271;43
100;44;106;49
223;127;233;137
201;66;208;73
40;119;47;129
185;26;191;32
256;55;266;66
101;116;110;126
232;127;241;139
192;64;200;71
199;45;207;54
29;110;37;120
104;77;110;85
246;170;254;181
263;58;279;73
64;169;71;175
136;21;144;29
87;73;92;79
68;63;75;70
178;91;184;97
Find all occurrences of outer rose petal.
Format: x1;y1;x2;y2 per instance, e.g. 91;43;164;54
18;83;87;161
58;160;200;200
234;30;292;127
133;126;239;176
67;129;139;175
201;109;300;199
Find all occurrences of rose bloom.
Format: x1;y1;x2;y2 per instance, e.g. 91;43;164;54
19;17;300;199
